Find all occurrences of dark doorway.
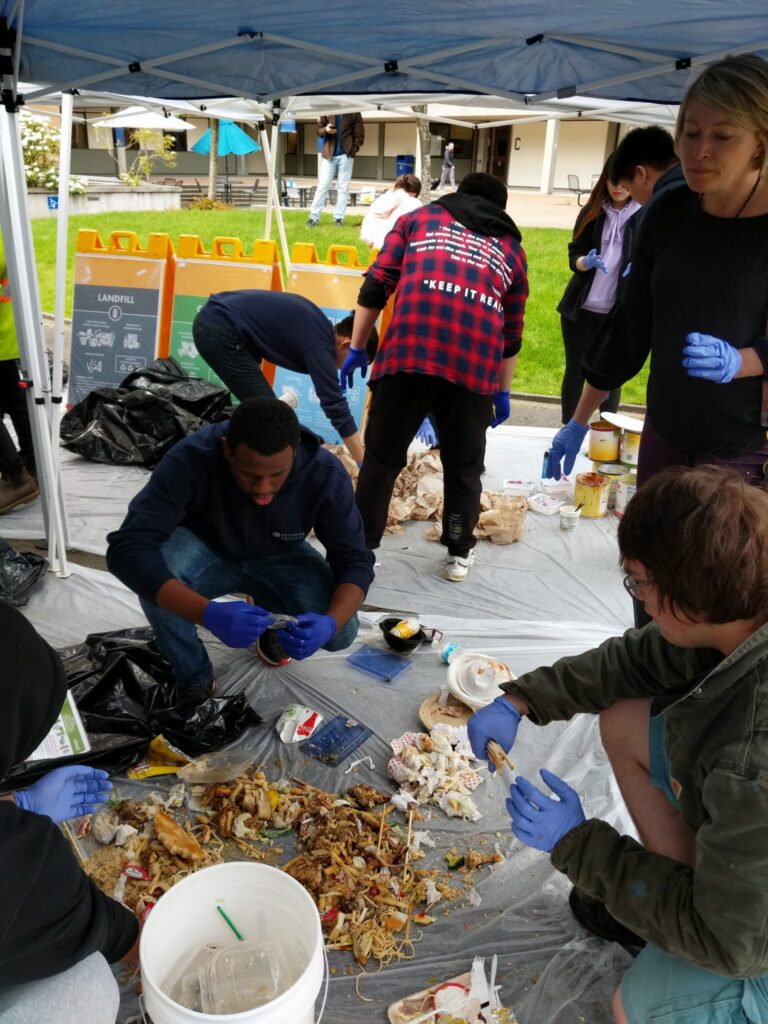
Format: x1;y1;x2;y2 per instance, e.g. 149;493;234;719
487;127;511;181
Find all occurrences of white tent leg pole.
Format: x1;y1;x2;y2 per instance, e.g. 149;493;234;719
0;105;69;575
260;128;291;276
264;124;276;240
49;90;73;575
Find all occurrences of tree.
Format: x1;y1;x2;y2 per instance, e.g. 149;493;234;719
207;119;219;200
19;113;86;194
121;128;177;186
413;105;433;198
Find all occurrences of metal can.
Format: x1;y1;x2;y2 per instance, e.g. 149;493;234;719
614;472;638;517
574;471;610;518
588;421;621;462
619;428;642;466
591;461;625;508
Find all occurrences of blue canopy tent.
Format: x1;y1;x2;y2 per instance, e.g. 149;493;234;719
190;118;260;202
0;2;767;1016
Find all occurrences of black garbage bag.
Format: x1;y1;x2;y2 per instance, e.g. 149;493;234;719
60;357;230;467
121;357;231;423
3;626;260;787
0;539;47;606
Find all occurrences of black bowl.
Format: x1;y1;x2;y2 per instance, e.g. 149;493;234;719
379;617;426;653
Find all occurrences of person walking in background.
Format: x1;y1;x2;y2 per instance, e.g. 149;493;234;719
339;173;528;583
360;174;422;250
557;156;640;423
437;141;456;190
306;112;365;227
0;235;38;514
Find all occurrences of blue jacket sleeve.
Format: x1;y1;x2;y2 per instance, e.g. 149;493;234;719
312;459;374;595
303;346;358;439
106;452;199;603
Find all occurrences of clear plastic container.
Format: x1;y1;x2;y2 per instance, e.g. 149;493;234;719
201;939;293;1014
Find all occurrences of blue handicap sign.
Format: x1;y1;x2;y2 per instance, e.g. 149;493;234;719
47;195;59;210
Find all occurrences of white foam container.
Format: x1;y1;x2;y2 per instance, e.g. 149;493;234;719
140;863;325;1024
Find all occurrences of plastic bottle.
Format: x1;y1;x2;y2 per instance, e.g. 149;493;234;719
434;639;462;664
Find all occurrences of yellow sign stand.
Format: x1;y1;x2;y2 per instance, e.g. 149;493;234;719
69;230;175;404
169;236;284;384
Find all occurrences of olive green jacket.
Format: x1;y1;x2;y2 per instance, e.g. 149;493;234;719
502;622;768;978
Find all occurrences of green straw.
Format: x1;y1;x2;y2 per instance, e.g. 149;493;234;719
216;905;244;941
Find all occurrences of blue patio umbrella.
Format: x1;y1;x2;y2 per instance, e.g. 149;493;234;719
191;119;260;199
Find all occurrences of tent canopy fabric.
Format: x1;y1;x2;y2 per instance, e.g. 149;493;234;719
90;107;193;131
9;1;768;108
190;118;260;156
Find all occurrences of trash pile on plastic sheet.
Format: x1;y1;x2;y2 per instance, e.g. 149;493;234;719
60;357;230;466
329;446;527;543
4;626;259;789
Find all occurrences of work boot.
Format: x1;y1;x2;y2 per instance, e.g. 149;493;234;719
0;467;39;514
568;887;646;950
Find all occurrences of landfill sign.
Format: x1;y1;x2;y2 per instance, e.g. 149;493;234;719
69;263;165;404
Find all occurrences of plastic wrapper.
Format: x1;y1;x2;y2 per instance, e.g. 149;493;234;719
0;539;47;606
60;357;231;467
2;626;260;788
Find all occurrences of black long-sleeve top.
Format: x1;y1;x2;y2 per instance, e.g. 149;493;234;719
585;185;768;457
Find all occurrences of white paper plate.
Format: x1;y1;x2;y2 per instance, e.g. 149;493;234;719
600;411;645;433
447;652;515;709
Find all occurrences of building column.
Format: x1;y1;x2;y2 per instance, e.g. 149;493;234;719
540;117;559;194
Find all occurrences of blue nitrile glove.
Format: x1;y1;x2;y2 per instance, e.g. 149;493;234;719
683;333;742;384
546;419;589;479
490;390;511;428
203;600;274;648
582;248;607;274
467;696;522;773
339;348;368;391
506;768;586;853
15;766;112;823
416;417;437;447
278;613;337;660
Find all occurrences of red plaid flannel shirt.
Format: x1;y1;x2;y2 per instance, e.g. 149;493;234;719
366;204;528;395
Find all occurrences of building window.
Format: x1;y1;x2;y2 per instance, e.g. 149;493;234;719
429;122;473;159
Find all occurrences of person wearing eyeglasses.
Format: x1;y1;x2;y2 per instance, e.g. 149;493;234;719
467;465;768;1024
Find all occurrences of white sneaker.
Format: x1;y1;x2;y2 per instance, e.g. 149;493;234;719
444;550;475;582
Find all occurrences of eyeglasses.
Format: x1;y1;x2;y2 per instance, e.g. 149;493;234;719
622;573;653;600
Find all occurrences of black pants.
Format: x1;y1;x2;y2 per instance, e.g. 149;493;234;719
192;314;274;402
0;358;34;474
356;373;491;556
560;310;621;424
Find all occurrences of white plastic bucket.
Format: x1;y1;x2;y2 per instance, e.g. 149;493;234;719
140;862;324;1024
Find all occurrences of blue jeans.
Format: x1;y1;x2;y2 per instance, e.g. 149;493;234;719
192;313;274;403
309;154;355;221
139;528;359;690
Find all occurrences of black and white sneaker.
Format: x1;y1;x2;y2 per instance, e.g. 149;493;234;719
256;629;292;667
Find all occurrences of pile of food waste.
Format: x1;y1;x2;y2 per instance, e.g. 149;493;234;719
81;770;502;971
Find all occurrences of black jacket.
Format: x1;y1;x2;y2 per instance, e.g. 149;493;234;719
557;208;637;322
0;603;138;986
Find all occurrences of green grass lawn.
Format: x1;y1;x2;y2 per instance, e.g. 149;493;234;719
31;207;648;405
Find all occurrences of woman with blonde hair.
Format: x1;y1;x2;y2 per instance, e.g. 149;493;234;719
360;173;422;250
548;53;768;489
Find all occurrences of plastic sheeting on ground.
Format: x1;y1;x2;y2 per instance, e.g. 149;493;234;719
20;533;636;1023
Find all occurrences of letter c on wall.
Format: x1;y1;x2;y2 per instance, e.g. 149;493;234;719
514;138;521;151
